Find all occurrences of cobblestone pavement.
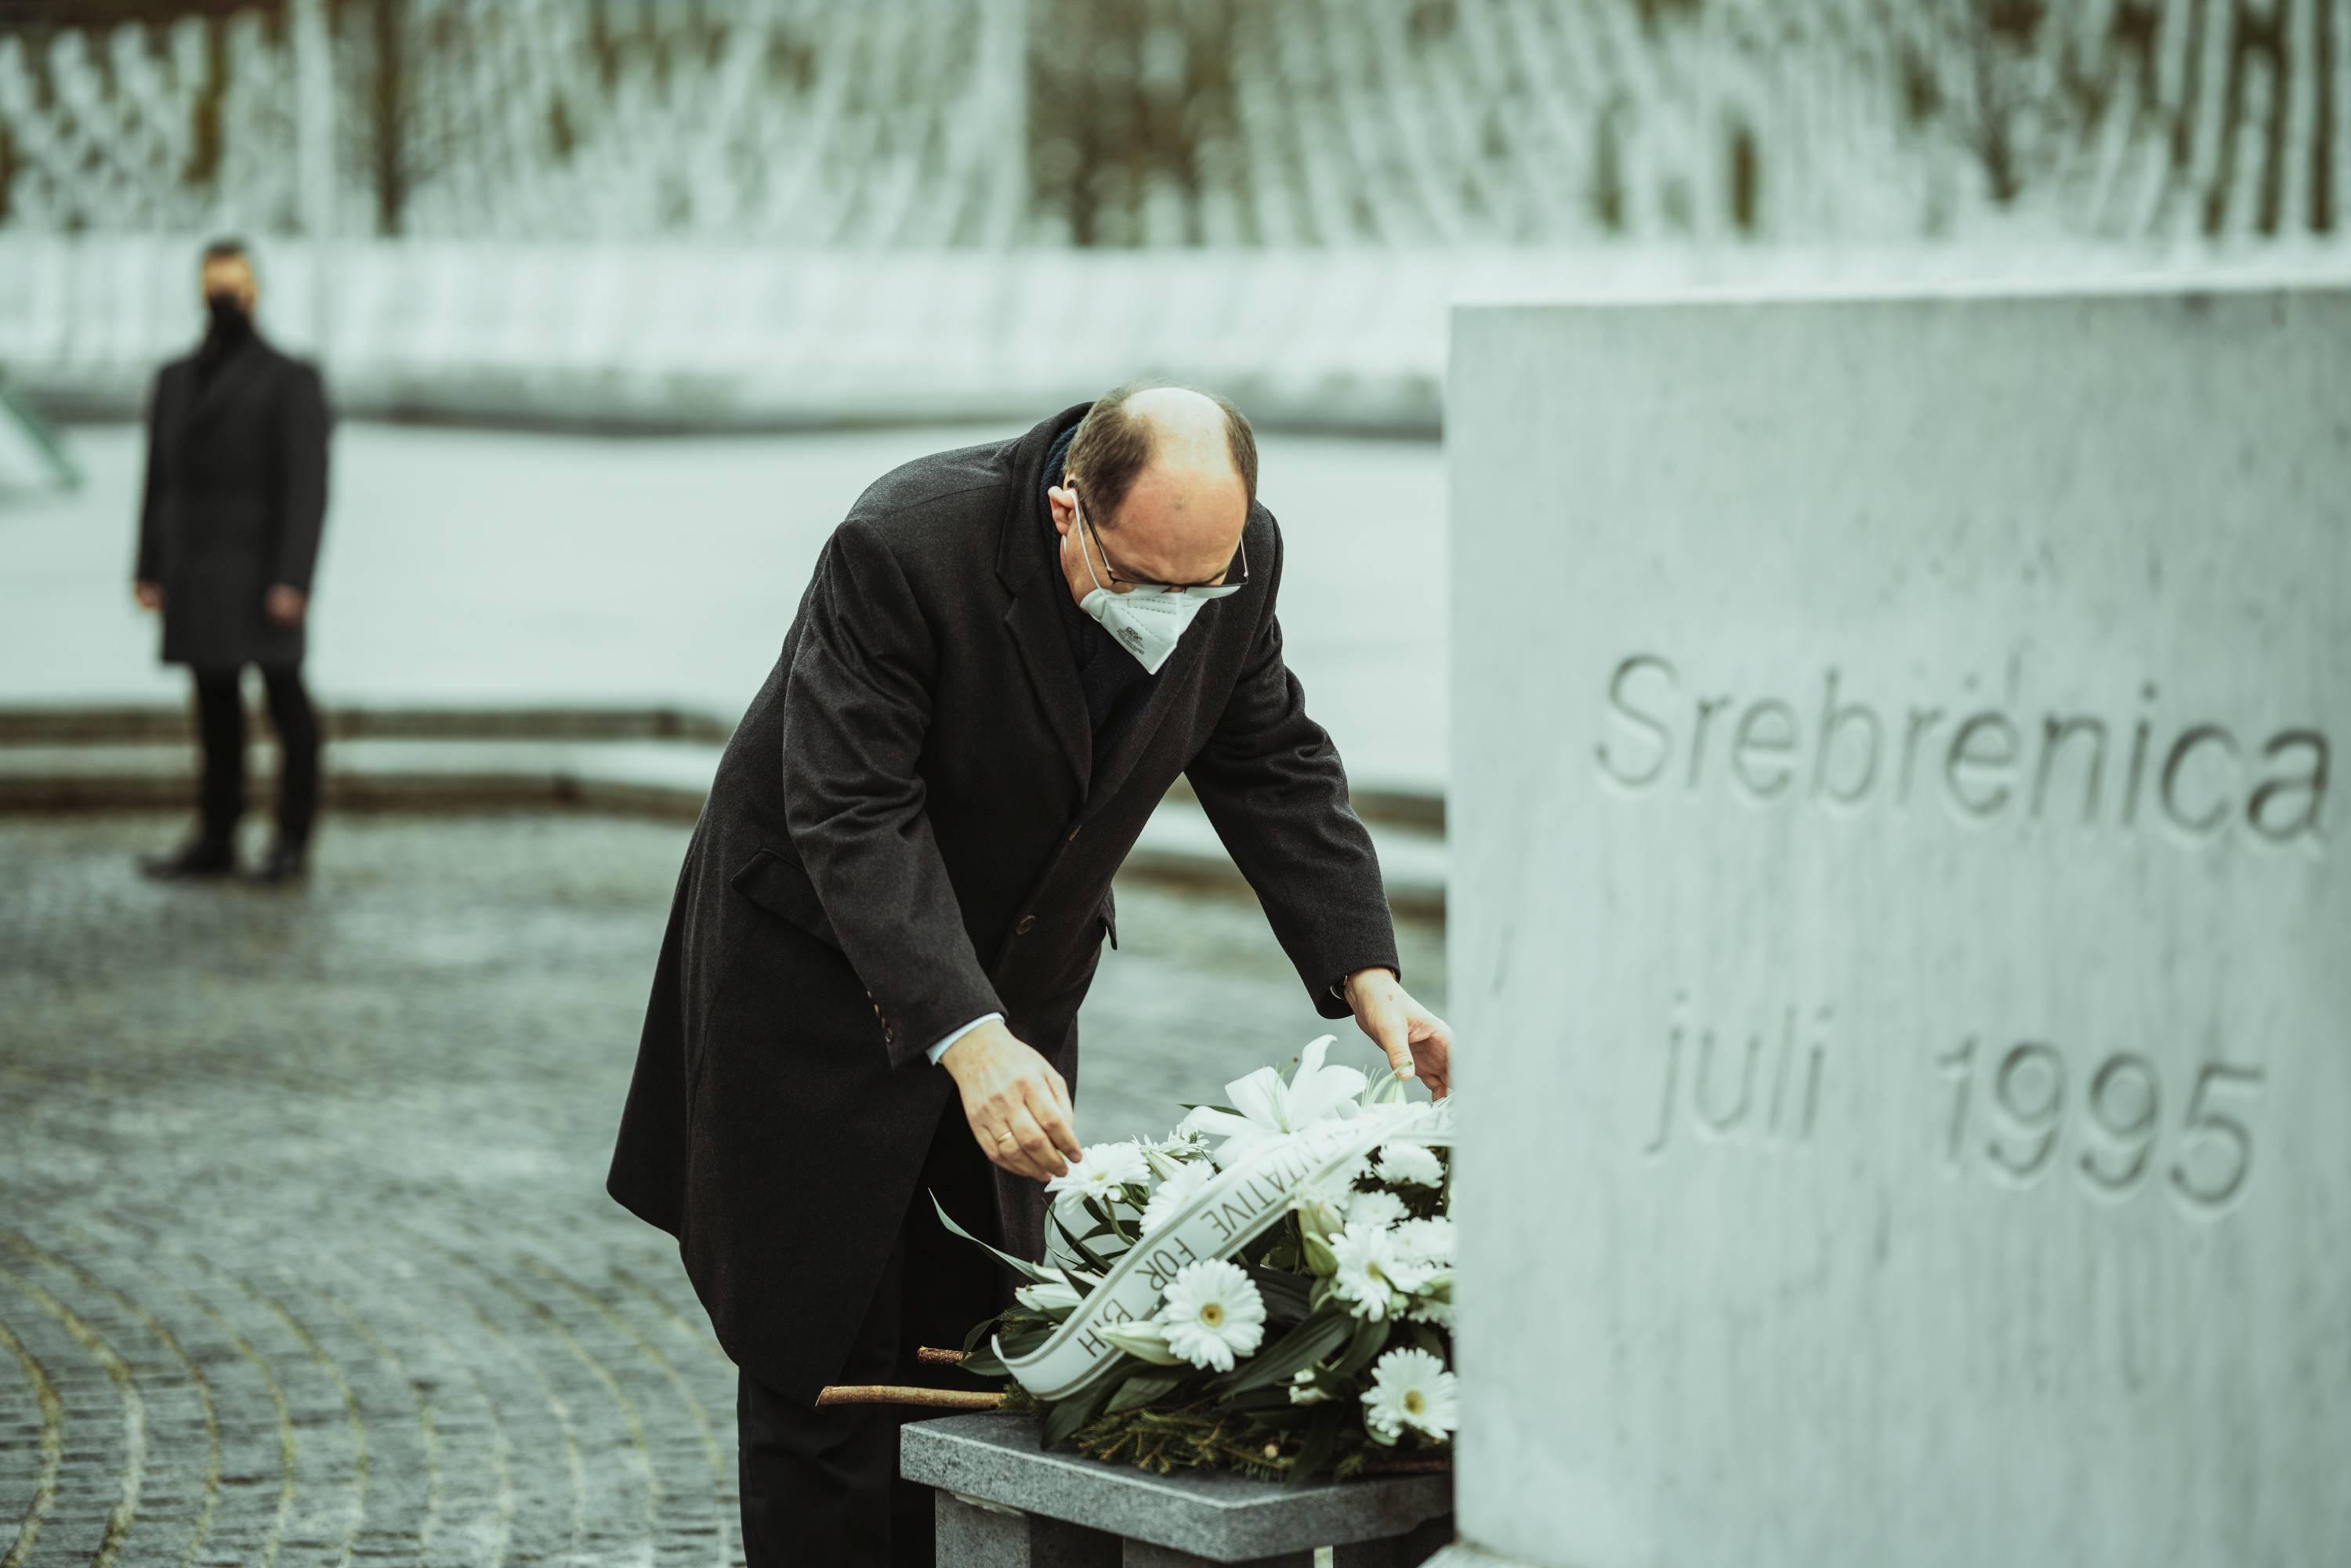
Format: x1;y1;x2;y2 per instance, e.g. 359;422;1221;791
0;813;1445;1566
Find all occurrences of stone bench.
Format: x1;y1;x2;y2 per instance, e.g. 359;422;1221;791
900;1411;1454;1567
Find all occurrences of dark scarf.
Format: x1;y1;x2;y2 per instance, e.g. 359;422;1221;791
194;301;256;389
1040;420;1160;751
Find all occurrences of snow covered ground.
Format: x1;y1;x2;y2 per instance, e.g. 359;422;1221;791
0;419;1448;794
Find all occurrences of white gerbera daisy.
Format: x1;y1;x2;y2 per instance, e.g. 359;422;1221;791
1402;1270;1453;1325
1361;1346;1459;1443
1045;1141;1150;1211
1328;1225;1416;1320
1371;1141;1445;1188
1139;1159;1217;1235
1155;1258;1267;1372
1179;1036;1367;1166
1342;1189;1410;1232
1392;1216;1454;1265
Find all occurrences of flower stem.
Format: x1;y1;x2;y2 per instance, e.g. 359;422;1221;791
813;1385;1004;1410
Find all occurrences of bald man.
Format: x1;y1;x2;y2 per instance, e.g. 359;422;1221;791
607;385;1452;1567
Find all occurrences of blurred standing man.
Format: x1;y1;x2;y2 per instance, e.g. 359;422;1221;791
133;239;332;883
607;384;1454;1567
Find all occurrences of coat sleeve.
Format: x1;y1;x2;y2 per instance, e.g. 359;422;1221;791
272;363;332;591
1184;518;1400;1020
778;520;1005;1068
133;370;168;583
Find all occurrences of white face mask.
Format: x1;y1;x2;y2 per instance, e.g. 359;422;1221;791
1070;499;1243;675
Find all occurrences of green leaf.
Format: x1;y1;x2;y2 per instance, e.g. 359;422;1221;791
1176;1103;1238;1115
960;1345;1009;1378
1248;1401;1328;1429
1103;1371;1185;1414
1223;1311;1353;1396
1053;1208;1114;1276
1040;1373;1117;1449
999;1320;1054;1358
1331;1316;1393;1382
1286;1411;1344;1489
961;1311;1006;1356
933;1193;1059;1284
1221;1385;1300;1413
1243;1265;1313;1324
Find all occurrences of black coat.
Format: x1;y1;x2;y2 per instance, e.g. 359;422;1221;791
134;332;332;669
606;404;1401;1400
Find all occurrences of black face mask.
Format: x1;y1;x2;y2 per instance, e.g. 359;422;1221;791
204;293;250;335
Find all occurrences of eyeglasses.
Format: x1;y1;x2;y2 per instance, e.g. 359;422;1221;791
1073;484;1250;595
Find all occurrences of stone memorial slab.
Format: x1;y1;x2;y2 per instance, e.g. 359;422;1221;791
1441;284;2348;1567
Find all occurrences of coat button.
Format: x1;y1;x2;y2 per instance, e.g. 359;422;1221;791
1016;914;1038;935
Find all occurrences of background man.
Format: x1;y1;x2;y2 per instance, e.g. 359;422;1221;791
607;383;1454;1567
132;237;332;883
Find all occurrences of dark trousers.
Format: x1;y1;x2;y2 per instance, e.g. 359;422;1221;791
193;664;319;849
737;1102;1005;1568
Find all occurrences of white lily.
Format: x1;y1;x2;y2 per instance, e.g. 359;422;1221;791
1012;1266;1097;1316
1179;1035;1367;1167
1097;1318;1183;1366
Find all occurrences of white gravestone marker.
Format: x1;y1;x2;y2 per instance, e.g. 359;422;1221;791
1440;286;2346;1568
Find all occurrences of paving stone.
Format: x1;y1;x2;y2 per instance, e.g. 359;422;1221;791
0;811;1447;1564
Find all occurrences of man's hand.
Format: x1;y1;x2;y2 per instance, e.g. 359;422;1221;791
264;584;307;626
1346;967;1454;1100
133;581;163;611
941;1019;1081;1182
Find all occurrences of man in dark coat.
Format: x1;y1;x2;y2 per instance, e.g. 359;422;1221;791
133;238;332;883
606;384;1454;1567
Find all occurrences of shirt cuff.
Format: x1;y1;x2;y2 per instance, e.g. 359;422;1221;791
1329;965;1400;1004
926;1012;1004;1066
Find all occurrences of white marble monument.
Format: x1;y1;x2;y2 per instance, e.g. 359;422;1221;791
1440;284;2347;1567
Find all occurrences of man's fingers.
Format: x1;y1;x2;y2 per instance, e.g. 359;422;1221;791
1378;1017;1417;1079
1030;1071;1080;1155
1411;1016;1454;1099
1004;1106;1067;1180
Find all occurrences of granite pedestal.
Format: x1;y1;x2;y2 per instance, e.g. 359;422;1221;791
900;1412;1454;1566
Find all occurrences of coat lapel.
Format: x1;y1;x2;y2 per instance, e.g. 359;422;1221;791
994;406;1098;797
1081;611;1214;813
1000;582;1092;795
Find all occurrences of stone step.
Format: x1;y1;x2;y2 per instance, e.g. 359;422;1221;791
0;735;1448;918
0;704;1442;833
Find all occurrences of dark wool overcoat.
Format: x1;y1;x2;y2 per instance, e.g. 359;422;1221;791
606;403;1402;1401
134;332;331;669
